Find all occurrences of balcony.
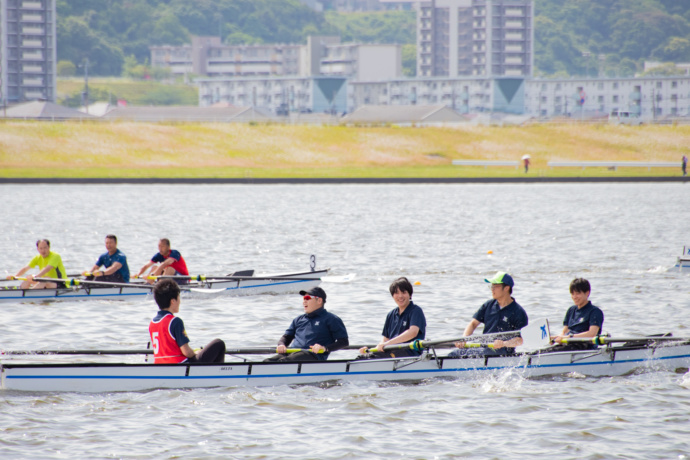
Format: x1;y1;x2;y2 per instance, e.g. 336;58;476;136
22;51;43;60
22;39;42;47
22;1;43;8
22;26;44;34
22;65;42;73
505;21;524;28
23;77;43;86
21;14;43;22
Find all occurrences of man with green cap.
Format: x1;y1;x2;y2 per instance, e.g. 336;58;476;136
449;271;528;357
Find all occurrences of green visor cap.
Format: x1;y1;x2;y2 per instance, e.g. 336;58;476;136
484;271;514;287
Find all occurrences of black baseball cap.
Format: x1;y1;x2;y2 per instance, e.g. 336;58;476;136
299;286;327;301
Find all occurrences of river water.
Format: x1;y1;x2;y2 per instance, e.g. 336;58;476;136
0;183;689;459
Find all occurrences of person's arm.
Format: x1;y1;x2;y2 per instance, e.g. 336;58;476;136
360;337;388;354
179;343;196;358
571;325;600;339
552;326;570;344
8;265;31;279
378;326;420;351
319;337;349;353
455;319;481;348
276;333;295;354
159;257;176;269
493;336;523;349
137;261;155;277
99;262;122;277
34;264;55;278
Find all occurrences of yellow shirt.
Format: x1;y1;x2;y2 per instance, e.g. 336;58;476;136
28;252;66;279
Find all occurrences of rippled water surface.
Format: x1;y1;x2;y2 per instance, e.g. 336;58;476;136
1;183;689;459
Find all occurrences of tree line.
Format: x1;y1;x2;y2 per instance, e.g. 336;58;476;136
56;0;690;78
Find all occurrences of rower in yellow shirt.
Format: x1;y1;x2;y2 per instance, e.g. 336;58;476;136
7;239;68;289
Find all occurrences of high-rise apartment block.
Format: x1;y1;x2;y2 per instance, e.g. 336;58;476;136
417;0;533;78
0;0;57;104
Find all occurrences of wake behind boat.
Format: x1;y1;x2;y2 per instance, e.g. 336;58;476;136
2;336;689;392
0;269;329;303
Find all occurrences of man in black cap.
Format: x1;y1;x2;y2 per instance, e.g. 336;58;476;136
449;271;528;357
264;287;349;362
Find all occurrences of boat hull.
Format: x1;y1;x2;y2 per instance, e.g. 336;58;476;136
0;270;326;303
3;342;689;392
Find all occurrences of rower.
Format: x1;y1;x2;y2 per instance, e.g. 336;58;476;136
550;278;604;350
264;287;349;362
149;279;226;364
7;239;67;289
449;271;528;357
83;234;130;283
357;277;427;359
136;238;189;284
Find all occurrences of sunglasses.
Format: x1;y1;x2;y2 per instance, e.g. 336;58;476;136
303;295;320;300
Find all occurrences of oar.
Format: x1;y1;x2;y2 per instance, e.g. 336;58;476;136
559;335;690;346
1;349;153;356
33;277;156;289
142;275;319;282
1;347;324;356
360;318;551;353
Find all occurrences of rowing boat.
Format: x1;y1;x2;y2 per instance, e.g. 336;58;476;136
3;338;689;392
0;269;328;303
675;245;690;270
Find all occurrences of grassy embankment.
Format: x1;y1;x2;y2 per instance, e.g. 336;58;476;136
1;121;689;178
57;78;198;107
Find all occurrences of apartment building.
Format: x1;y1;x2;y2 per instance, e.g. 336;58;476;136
197;75;348;115
0;0;57;104
151;36;400;81
526;77;690;119
417;0;533;78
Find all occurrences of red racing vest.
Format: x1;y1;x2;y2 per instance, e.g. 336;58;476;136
149;313;187;364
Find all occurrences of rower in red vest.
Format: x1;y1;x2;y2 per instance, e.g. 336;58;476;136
137;238;189;284
149;279;226;364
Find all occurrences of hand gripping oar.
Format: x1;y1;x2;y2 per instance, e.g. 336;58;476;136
360;318;552;353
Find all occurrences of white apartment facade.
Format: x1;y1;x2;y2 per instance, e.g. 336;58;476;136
0;0;57;104
526;77;690;119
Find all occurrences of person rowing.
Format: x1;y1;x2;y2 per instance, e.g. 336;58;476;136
449;271;528;357
149;279;226;363
358;277;427;359
550;278;604;350
83;234;130;284
264;287;349;362
136;238;189;284
6;239;67;289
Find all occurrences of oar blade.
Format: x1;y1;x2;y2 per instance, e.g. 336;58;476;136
518;318;551;351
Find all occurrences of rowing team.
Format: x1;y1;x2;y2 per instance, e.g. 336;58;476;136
150;273;604;364
6;236;190;289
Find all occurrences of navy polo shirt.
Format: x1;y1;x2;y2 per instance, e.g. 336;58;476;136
285;308;348;360
474;298;528;334
382;301;426;351
563;301;604;334
96;249;130;282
